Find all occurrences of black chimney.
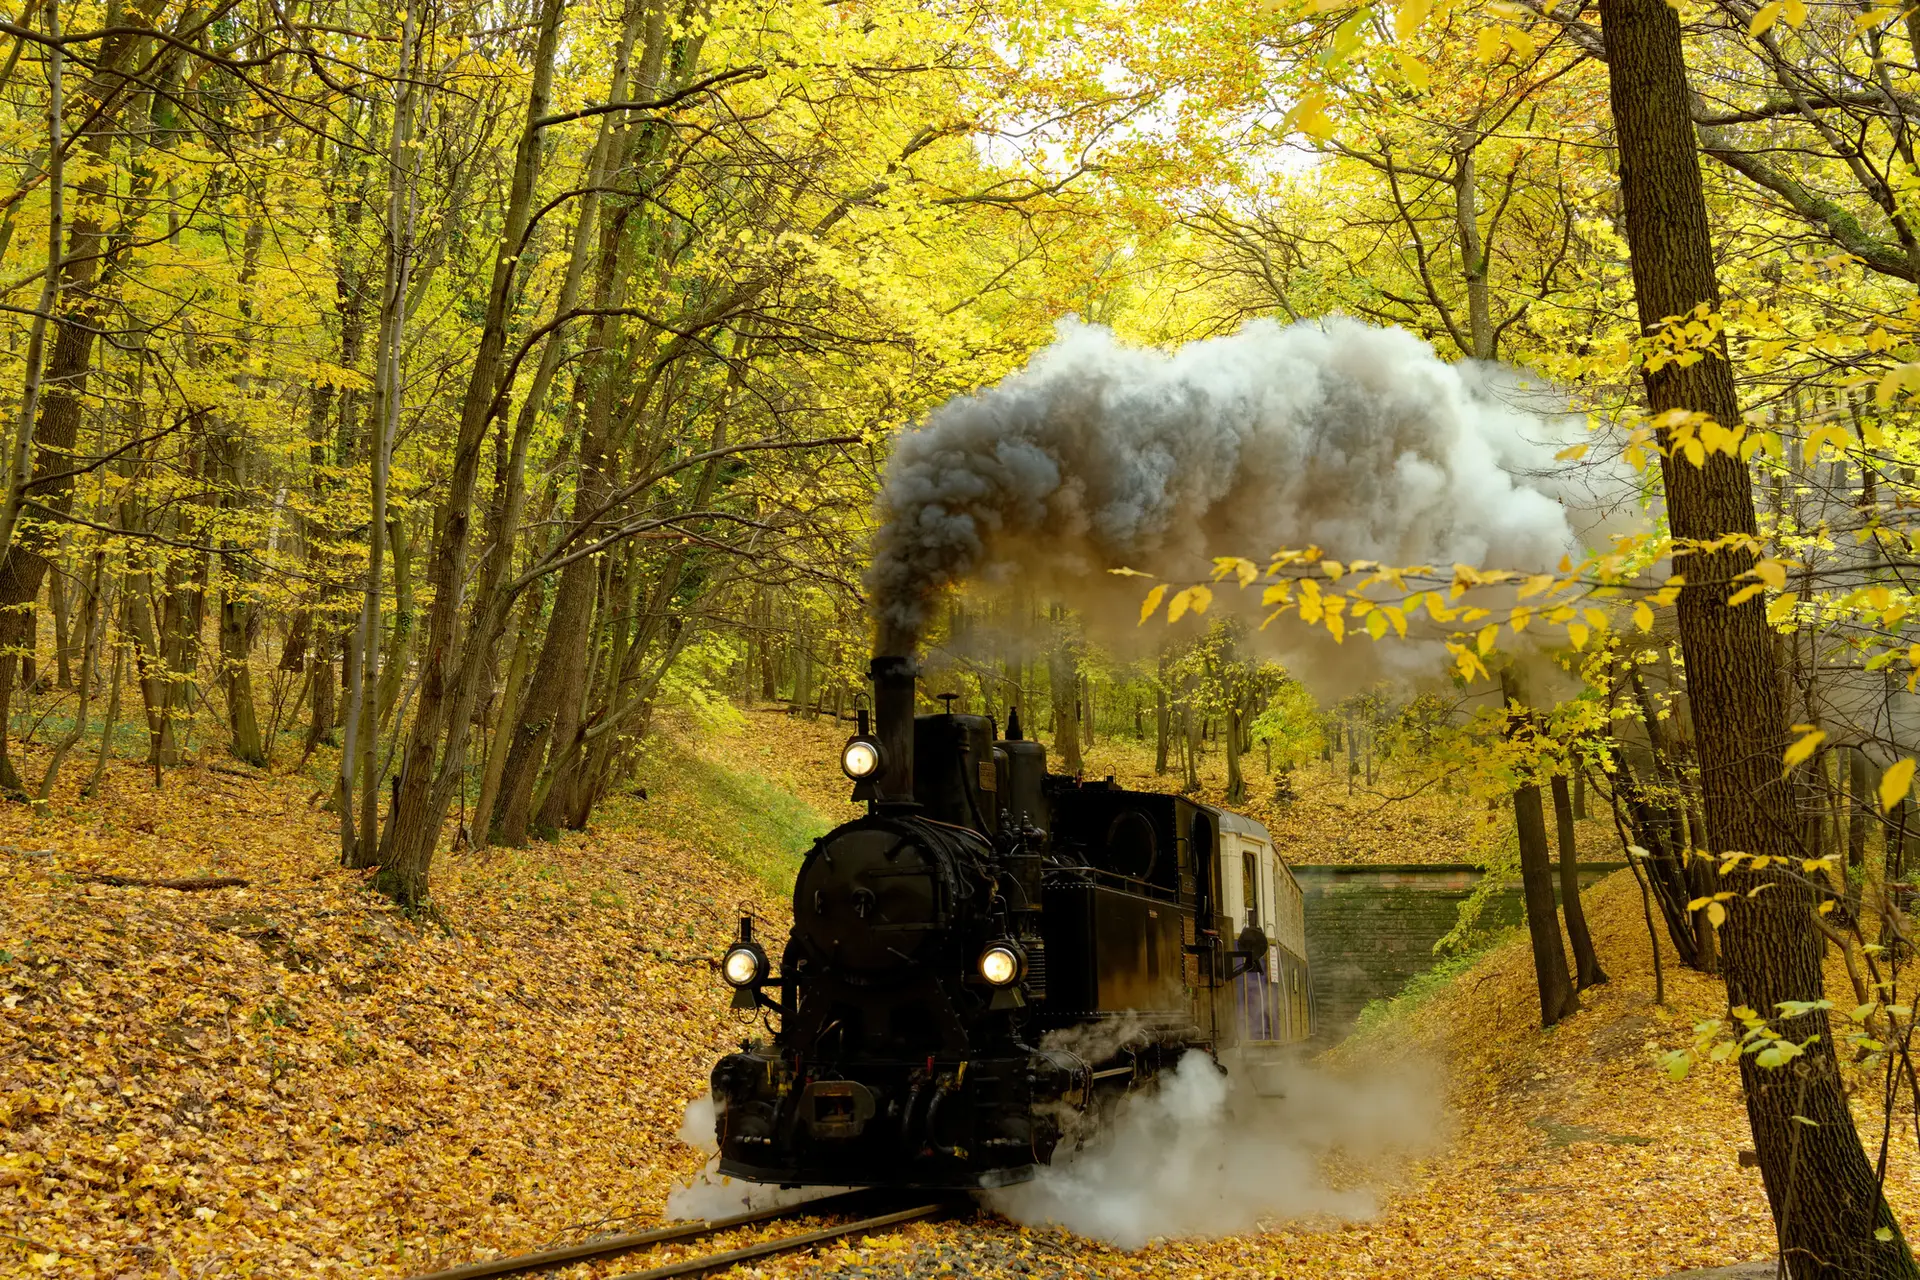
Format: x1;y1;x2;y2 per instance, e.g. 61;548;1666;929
869;655;917;806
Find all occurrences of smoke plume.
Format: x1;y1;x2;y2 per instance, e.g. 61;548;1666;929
866;317;1635;695
984;1050;1441;1248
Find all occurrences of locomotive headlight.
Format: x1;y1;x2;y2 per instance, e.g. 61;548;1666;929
723;943;766;987
841;737;882;780
978;943;1023;987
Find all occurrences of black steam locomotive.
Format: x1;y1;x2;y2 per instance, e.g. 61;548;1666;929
706;656;1312;1189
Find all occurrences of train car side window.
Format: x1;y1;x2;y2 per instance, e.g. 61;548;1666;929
1242;850;1258;928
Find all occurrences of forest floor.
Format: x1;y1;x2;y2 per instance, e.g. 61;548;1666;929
1;706;1913;1278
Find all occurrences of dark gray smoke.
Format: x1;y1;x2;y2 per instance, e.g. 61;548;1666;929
866;317;1632;690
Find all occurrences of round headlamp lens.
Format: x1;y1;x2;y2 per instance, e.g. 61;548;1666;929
978;945;1020;986
842;739;881;779
723;947;762;987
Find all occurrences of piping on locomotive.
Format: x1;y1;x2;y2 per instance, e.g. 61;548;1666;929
706;655;1313;1190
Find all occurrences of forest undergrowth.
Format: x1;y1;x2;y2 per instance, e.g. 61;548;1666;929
3;709;1908;1278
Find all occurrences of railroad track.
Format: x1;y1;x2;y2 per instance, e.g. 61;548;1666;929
407;1189;961;1280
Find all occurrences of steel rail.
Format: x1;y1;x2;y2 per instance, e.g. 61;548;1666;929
607;1200;952;1279
405;1189;882;1280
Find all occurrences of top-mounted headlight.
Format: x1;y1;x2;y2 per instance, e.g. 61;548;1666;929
842;737;883;780
978;942;1024;986
723;942;767;987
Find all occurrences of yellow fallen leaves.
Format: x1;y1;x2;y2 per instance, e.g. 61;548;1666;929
0;738;783;1278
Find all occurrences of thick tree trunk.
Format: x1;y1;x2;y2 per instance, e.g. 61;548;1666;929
1552;773;1608;988
1602;0;1916;1270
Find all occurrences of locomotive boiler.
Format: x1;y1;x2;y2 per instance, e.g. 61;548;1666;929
706;655;1312;1190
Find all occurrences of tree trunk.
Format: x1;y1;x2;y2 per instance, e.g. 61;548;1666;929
0;15;155;795
49;563;71;690
1181;692;1199;793
1515;775;1578;1026
376;512;414;730
1612;741;1704;968
1154;653;1170;774
1081;672;1094;746
473;588;540;847
344;2;429;871
1502;675;1578;1026
1049;608;1082;776
1552;773;1608;988
1602;0;1916;1269
1849;748;1871;872
219;580;265;767
304;634;337;758
1225;695;1246;804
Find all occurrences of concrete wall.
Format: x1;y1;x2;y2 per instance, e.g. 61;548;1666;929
1295;863;1625;1041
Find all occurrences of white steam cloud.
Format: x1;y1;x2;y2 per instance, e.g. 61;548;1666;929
665;1094;857;1221
985;1051;1441;1248
866;317;1636;695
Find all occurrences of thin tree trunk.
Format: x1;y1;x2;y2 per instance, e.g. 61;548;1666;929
1225;695;1246;804
48;562;70;689
1154;652;1170;774
376;512;414;731
1553;772;1608;988
82;623;122;798
36;558;103;801
344;2;428;871
1049;606;1082;775
473;589;540;848
1515;774;1578;1026
1849;748;1871;871
1503;675;1577;1025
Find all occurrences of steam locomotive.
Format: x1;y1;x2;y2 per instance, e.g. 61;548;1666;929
706;656;1312;1190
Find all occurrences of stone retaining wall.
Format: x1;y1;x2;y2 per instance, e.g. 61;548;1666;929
1294;862;1626;1040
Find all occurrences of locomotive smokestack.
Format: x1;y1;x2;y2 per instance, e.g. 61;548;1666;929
869;654;917;806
